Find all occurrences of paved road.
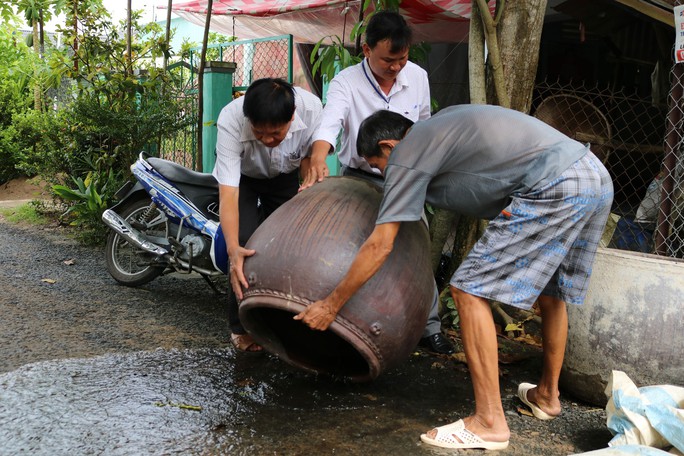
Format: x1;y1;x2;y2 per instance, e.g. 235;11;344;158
0;216;613;455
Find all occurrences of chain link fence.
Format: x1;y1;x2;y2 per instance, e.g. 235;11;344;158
530;78;673;257
158;35;293;168
158;62;199;169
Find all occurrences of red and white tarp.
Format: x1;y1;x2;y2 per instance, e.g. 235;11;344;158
164;0;495;43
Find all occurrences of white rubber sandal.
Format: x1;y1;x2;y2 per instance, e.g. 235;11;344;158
518;382;557;420
420;419;510;450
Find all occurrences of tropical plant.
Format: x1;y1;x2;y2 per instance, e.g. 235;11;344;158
52;168;121;243
440;288;460;329
310;0;402;81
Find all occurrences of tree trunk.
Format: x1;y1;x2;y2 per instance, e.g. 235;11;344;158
452;1;547;282
163;0;173;71
475;0;509;108
32;19;41;111
73;0;79;72
496;0;547;113
39;8;44;50
468;0;486;105
429;209;457;273
126;0;132;76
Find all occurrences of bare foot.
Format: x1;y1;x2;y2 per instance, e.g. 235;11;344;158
230;333;263;352
525;385;561;417
518;383;561;420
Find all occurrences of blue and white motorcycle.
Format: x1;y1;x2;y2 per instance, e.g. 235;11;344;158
101;153;229;293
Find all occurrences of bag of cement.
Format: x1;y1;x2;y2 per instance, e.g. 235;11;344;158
572;445;679;455
605;370;684;453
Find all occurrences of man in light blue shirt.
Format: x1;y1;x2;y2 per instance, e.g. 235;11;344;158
213;78;322;353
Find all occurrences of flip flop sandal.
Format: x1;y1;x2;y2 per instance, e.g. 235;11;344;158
420;419;509;450
230;333;264;354
518;382;557;420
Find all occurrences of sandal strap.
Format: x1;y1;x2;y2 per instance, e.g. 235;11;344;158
433;420;484;445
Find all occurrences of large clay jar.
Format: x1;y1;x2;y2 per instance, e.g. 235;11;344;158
239;177;434;382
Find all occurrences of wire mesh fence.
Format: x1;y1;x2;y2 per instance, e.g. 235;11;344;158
209;35;293;91
158;35;293;168
158;88;198;169
531;78;669;256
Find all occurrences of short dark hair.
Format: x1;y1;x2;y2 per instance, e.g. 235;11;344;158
365;10;412;53
357;110;414;158
242;78;296;125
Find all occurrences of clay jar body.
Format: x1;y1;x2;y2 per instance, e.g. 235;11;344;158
239;177;434;382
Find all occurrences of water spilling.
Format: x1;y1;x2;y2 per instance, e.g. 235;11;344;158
0;347;463;455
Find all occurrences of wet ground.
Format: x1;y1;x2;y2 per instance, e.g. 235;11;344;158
0;213;614;455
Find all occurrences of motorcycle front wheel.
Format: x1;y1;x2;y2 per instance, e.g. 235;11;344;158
105;196;168;286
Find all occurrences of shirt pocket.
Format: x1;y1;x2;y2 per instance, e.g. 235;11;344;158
394;103;422;121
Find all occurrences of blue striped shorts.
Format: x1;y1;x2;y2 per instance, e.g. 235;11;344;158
450;152;614;310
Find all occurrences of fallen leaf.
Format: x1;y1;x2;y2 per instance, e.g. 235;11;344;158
41;278;56;284
450;352;468;364
505;323;523;332
498;352;531;364
517;406;534;417
236;378;254;387
514;333;543;347
363;394;378;401
154;401;202;411
63;259;75;265
176;403;202;411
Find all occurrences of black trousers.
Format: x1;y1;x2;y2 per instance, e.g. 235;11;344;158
228;170;300;334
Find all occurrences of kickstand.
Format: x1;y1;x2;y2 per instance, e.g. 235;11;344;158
201;274;229;295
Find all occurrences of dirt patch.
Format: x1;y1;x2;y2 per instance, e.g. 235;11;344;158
0;177;50;201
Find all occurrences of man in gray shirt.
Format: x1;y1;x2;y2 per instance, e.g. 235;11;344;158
295;105;613;450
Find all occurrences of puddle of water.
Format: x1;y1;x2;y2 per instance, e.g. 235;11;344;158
0;348;457;455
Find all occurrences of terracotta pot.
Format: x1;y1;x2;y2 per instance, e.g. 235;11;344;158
239;177;434;382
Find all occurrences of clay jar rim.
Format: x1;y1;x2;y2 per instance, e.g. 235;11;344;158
239;292;382;382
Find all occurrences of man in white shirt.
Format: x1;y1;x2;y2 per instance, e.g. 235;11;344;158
213;78;322;352
301;10;431;187
299;11;452;354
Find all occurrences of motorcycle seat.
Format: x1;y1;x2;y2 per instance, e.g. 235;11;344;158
148;157;218;189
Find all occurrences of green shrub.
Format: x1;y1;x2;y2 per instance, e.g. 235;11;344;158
0;64;31;184
11;109;70;183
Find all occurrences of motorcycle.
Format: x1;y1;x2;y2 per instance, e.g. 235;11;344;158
101;152;229;293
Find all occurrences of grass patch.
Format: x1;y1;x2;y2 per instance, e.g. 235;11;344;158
0;202;51;225
0;200;108;246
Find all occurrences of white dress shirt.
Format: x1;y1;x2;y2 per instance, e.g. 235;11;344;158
212;87;323;187
313;59;431;174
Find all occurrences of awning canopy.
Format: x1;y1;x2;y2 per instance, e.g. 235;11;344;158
166;0;496;43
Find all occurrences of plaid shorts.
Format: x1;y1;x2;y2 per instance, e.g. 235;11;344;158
451;152;614;310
